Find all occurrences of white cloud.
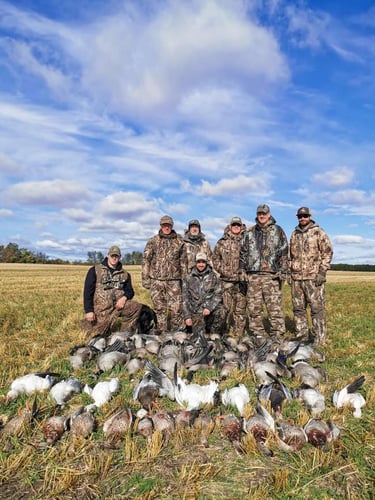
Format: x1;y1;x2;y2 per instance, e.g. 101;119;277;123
4;180;93;206
0;208;13;217
187;174;273;197
313;166;355;187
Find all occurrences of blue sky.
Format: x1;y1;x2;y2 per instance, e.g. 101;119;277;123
1;0;375;263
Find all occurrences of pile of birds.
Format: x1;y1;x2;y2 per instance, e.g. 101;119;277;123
0;328;367;456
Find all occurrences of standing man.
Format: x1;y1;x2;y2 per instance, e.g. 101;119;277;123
212;216;246;337
182;252;225;336
288;207;333;346
142;215;187;332
240;204;288;344
183;219;213;270
83;245;142;336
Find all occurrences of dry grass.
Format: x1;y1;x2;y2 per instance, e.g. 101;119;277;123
0;264;374;499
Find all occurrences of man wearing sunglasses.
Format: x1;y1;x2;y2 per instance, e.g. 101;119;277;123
288;207;333;346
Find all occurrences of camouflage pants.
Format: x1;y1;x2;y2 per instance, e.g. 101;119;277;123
190;306;226;335
247;274;286;338
221;281;247;336
291;279;326;345
150;279;183;332
84;300;142;336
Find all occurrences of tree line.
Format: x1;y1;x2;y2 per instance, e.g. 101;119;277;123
1;242;374;270
0;242;143;265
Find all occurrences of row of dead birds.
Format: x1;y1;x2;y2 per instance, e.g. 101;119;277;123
1;329;366;455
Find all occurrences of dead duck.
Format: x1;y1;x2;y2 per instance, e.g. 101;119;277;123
68;406;97;440
219;413;244;455
276;420;308;452
290;359;327;388
304;418;340;450
49;378;83;408
221;383;250;416
333;375;366;418
84;378;120;409
294;384;326;416
132;360;175;411
1;399;38;451
6;372;59;402
103;407;133;448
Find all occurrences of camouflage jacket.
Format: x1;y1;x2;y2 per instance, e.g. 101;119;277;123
212;224;246;282
83;258;133;314
182;264;223;318
183;230;213;270
289;220;333;280
240;217;288;276
142;229;187;285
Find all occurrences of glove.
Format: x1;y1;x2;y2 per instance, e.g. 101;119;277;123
315;271;326;286
239;281;248;296
142;280;151;290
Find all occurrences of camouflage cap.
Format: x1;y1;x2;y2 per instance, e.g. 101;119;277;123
108;245;121;256
188;219;200;228
196;252;208;262
256;204;270;214
230;216;242;225
160;215;174;226
297;207;311;216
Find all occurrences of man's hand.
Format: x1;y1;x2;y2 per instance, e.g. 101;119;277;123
115;296;127;310
315;271;326;286
142;280;151;290
85;312;95;322
202;308;211;317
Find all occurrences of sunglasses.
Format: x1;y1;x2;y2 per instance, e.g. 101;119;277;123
297;214;310;219
231;223;241;227
110;254;120;258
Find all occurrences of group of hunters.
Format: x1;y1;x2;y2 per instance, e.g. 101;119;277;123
83;205;333;347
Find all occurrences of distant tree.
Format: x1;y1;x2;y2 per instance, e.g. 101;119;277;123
87;251;104;264
123;251;142;265
1;242;21;262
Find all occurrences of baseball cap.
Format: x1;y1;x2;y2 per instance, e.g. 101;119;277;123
196;252;208;262
188;219;200;228
108;245;121;257
230;216;242;225
256;204;270;214
296;207;311;216
160;215;174;225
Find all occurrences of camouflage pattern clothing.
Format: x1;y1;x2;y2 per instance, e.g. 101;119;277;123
142;229;187;331
182;264;225;335
183;229;213;271
212;224;247;336
289;219;333;345
83;259;142;335
240;216;288;340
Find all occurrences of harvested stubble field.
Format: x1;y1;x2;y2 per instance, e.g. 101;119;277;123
0;264;374;500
